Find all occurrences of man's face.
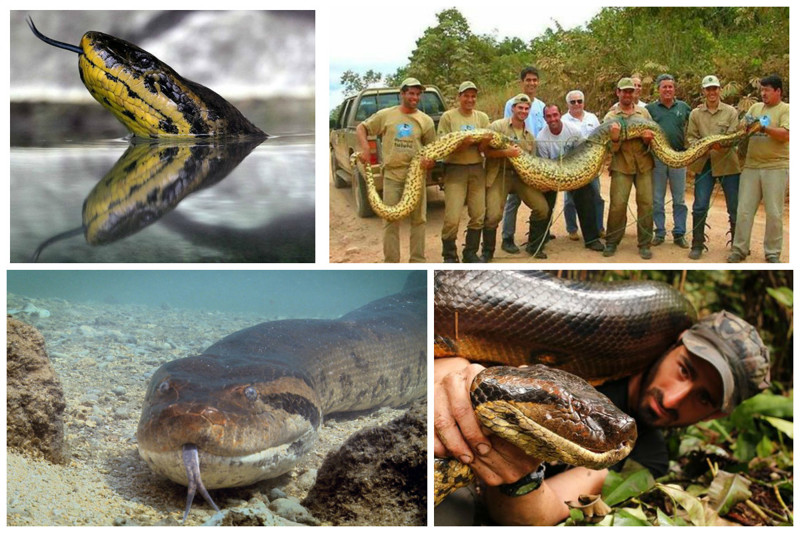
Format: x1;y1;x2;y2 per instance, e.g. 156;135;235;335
703;86;720;105
658;79;675;103
512;102;531;123
522;74;539;96
617;88;635;107
634;344;724;428
544;106;562;134
567;93;584;115
458;89;477;112
760;84;781;105
632;77;643;99
401;87;422;109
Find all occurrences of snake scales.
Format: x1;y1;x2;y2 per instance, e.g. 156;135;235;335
434;271;697;505
354;115;762;221
137;273;426;520
27;17;266;138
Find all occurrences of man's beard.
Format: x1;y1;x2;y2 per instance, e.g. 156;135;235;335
632;355;678;428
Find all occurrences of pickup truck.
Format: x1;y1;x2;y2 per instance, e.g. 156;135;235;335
329;86;447;217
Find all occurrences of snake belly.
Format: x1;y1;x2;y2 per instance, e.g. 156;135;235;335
433;271;697;504
354;115;761;221
137;275;426;498
28;18;266;138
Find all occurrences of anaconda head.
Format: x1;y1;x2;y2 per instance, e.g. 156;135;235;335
137;354;322;494
78;31;266;138
471;365;636;469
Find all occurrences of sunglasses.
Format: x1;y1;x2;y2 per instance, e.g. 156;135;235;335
569;99;583;105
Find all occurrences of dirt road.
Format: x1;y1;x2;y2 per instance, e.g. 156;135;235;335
329;171;789;264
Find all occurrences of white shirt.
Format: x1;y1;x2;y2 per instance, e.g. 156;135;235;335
536;120;585;160
563;111;600;138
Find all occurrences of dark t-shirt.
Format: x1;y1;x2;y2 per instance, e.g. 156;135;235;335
597;378;669;477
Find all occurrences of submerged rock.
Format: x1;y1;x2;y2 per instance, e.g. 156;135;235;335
303;402;426;526
7;317;67;463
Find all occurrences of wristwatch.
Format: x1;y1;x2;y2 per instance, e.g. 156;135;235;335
498;463;546;497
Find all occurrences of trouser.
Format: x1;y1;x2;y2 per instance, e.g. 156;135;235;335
569;183;601;245
485;173;549;231
691;160;739;229
606;169;654;247
501;192;521;241
441;163;486;241
731;167;788;258
565;176;604;234
383;178;427;263
652;157;688;238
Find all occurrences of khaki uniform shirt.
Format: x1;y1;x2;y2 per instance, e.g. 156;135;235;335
603;106;654;174
686;102;741;176
437;108;490;165
362;105;436;182
485;118;535;188
744;101;789;170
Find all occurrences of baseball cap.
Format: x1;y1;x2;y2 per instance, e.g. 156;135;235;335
702;75;721;88
681;311;770;413
617;77;635;90
511;93;531;106
458;81;478;94
400;78;425;91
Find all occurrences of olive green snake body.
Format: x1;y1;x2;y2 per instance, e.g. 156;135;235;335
354;115;762;221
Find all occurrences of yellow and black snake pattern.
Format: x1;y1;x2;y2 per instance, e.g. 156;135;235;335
354;115;762;221
28;17;266;138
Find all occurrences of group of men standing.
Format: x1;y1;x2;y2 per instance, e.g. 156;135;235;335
355;69;789;263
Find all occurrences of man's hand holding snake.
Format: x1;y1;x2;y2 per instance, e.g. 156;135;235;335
434;358;540;487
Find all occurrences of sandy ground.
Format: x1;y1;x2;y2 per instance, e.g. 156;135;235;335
6;296;410;526
329;171;789;264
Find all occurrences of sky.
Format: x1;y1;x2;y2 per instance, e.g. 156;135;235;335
328;4;601;109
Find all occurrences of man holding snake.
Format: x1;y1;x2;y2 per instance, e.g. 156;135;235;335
434;311;769;525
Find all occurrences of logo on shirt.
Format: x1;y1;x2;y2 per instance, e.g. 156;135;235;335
460;125;476;131
396;123;413;138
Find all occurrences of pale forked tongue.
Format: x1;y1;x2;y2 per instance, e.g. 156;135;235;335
181;444;221;522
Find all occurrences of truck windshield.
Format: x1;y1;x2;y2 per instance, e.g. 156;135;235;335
355;91;444;121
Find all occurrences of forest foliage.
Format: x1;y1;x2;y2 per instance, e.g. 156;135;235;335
340;7;789;118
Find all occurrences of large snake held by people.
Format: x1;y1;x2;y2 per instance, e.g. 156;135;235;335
137;273;426;521
27;17;266;138
354;115;762;221
433;270;697;505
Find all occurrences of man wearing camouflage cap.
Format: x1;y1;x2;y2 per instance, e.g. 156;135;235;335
434;310;769;525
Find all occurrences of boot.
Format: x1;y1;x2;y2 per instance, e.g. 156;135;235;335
442;239;459;263
525;218;548;259
481;228;497;263
462;229;483;263
688;214;707;260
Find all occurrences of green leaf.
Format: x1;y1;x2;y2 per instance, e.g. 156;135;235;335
613;507;651;526
657;484;707;526
707;471;752;515
763;415;794;438
756;433;774;457
602;462;656;507
766;286;793;308
655;507;691;526
733;432;758;463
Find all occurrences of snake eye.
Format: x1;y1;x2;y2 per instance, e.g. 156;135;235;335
157;380;170;394
244;386;258;402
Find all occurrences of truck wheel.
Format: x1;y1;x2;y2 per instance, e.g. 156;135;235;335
353;167;375;218
331;148;348;188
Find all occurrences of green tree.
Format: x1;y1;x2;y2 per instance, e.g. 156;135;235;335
340;69;384;97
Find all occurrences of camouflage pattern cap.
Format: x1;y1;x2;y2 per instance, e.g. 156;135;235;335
617;77;635;90
681;311;770;413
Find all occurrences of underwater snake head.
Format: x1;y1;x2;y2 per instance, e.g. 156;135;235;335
136;354;322;489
